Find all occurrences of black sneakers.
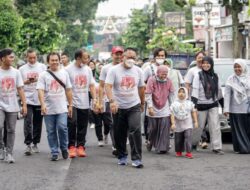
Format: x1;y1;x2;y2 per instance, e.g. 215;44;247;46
62;150;69;159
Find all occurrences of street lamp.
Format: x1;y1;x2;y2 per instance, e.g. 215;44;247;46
204;0;213;56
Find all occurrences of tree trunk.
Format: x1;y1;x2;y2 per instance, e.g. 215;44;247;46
231;7;240;58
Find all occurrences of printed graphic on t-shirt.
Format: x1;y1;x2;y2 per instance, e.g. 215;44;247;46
120;76;135;91
49;80;64;94
74;74;87;89
1;77;15;94
27;72;38;79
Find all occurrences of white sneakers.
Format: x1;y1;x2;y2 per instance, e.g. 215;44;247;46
98;141;104;147
6;154;15;164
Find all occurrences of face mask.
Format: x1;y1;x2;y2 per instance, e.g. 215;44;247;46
28;63;36;68
80;63;86;68
156;76;167;83
155;59;165;65
124;59;135;68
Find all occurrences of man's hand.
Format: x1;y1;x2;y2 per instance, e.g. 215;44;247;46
194;121;198;129
110;101;118;114
224;112;229;117
22;104;27;116
140;104;145;112
171;124;176;130
148;107;154;116
68;106;73;118
41;104;47;115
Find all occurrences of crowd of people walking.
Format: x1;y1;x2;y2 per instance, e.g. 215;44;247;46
0;46;250;168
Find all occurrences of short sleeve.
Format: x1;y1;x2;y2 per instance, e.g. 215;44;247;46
105;67;115;85
89;68;95;84
138;68;145;87
16;70;24;87
191;73;200;99
99;66;107;81
184;68;194;84
143;67;151;82
65;72;72;89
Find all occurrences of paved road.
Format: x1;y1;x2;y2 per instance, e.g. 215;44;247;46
0;119;250;190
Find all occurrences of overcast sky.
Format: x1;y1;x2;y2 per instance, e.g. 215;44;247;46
96;0;156;17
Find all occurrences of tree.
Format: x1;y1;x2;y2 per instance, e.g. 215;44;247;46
121;9;151;57
146;27;200;53
0;0;22;50
15;0;63;54
57;0;106;57
220;0;246;58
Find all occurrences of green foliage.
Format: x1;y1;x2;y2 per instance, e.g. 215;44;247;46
121;9;151;57
0;0;22;50
57;0;105;57
15;0;63;54
147;27;200;53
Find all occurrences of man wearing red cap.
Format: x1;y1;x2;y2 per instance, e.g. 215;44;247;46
98;46;124;156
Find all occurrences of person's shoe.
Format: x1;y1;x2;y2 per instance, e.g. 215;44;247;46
68;146;77;158
118;157;128;166
104;135;108;145
213;149;224;155
32;144;40;153
77;146;86;157
0;148;5;160
131;160;143;168
112;147;118;157
6;154;15;164
185;152;193;159
50;154;59;161
201;142;208;149
98;141;104;147
62;150;68;159
24;145;32;156
176;152;182;157
90;123;95;129
146;142;152;152
170;133;174;139
192;145;198;151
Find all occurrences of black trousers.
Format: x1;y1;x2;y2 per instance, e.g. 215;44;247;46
114;104;142;161
93;111;112;141
68;107;89;147
24;104;43;145
175;129;193;153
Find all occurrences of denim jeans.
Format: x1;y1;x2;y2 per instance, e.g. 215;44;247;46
44;113;68;156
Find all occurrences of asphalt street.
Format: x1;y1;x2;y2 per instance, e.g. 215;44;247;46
0;119;250;190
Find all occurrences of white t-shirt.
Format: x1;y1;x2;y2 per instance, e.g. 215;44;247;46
19;62;47;105
143;64;157;82
36;69;72;115
170;100;195;132
99;63;114;82
0;67;24;112
105;64;145;109
65;64;94;109
184;66;201;84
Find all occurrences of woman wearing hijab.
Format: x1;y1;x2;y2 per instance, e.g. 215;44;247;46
145;65;175;153
170;87;198;158
191;56;224;155
224;59;250;154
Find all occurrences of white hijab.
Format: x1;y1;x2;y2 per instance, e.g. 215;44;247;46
226;59;250;104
